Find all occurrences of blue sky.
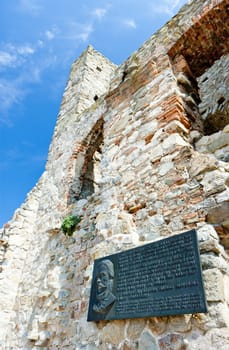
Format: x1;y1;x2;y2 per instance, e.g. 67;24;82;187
0;0;187;227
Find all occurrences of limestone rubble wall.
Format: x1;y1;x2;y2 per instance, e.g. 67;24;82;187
0;0;229;349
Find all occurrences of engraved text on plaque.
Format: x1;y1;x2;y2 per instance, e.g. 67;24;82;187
87;230;207;321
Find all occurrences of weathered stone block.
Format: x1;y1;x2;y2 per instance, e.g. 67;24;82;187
35;331;51;346
201;170;227;196
167;315;192;333
159;333;186;350
188;328;229;350
206;202;229;225
79;318;98;343
203;268;225;302
162;134;189;151
201;254;228;273
99;321;125;345
149;214;165;227
199;302;229;329
150;144;164;162
197;225;219;242
214;145;229;162
127;319;146;340
27;317;39;341
148;317;168;335
158;161;174;176
215;189;229;204
138;330;158;350
189;154;218;178
207;133;229;153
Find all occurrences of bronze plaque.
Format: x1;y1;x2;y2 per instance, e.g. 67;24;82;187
87;230;207;321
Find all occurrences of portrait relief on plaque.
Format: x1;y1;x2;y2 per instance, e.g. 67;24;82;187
92;259;116;314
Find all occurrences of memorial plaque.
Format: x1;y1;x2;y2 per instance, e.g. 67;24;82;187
87;230;207;321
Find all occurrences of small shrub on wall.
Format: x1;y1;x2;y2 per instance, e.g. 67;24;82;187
61;215;81;236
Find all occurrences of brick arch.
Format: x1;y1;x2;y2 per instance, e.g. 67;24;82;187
168;0;229;77
168;0;229;134
67;118;104;204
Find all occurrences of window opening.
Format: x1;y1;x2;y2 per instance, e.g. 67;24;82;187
68;119;104;203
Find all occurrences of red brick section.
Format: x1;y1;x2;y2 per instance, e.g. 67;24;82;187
72;141;88;156
65;140;88;203
65;118;104;203
67;141;87;177
157;95;191;130
172;54;195;78
168;0;229;77
170;54;203;132
106;60;161;109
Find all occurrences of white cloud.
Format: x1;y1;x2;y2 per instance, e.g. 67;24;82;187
123;19;137;29
30;67;42;82
45;30;55;40
77;24;93;41
93;8;107;20
17;45;35;55
4;43;35;57
0;51;17;67
0;42;56;118
0;44;36;70
19;0;43;16
0;79;24;114
0;62;52;121
37;40;44;48
44;26;59;41
61;22;94;42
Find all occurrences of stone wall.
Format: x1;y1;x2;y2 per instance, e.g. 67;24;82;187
0;0;229;349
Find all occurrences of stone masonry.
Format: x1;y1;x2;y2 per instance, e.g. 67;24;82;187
0;0;229;349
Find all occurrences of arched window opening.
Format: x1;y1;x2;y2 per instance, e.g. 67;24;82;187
68;118;104;204
79;129;103;199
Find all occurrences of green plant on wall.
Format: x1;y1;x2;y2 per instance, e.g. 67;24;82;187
61;215;81;236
